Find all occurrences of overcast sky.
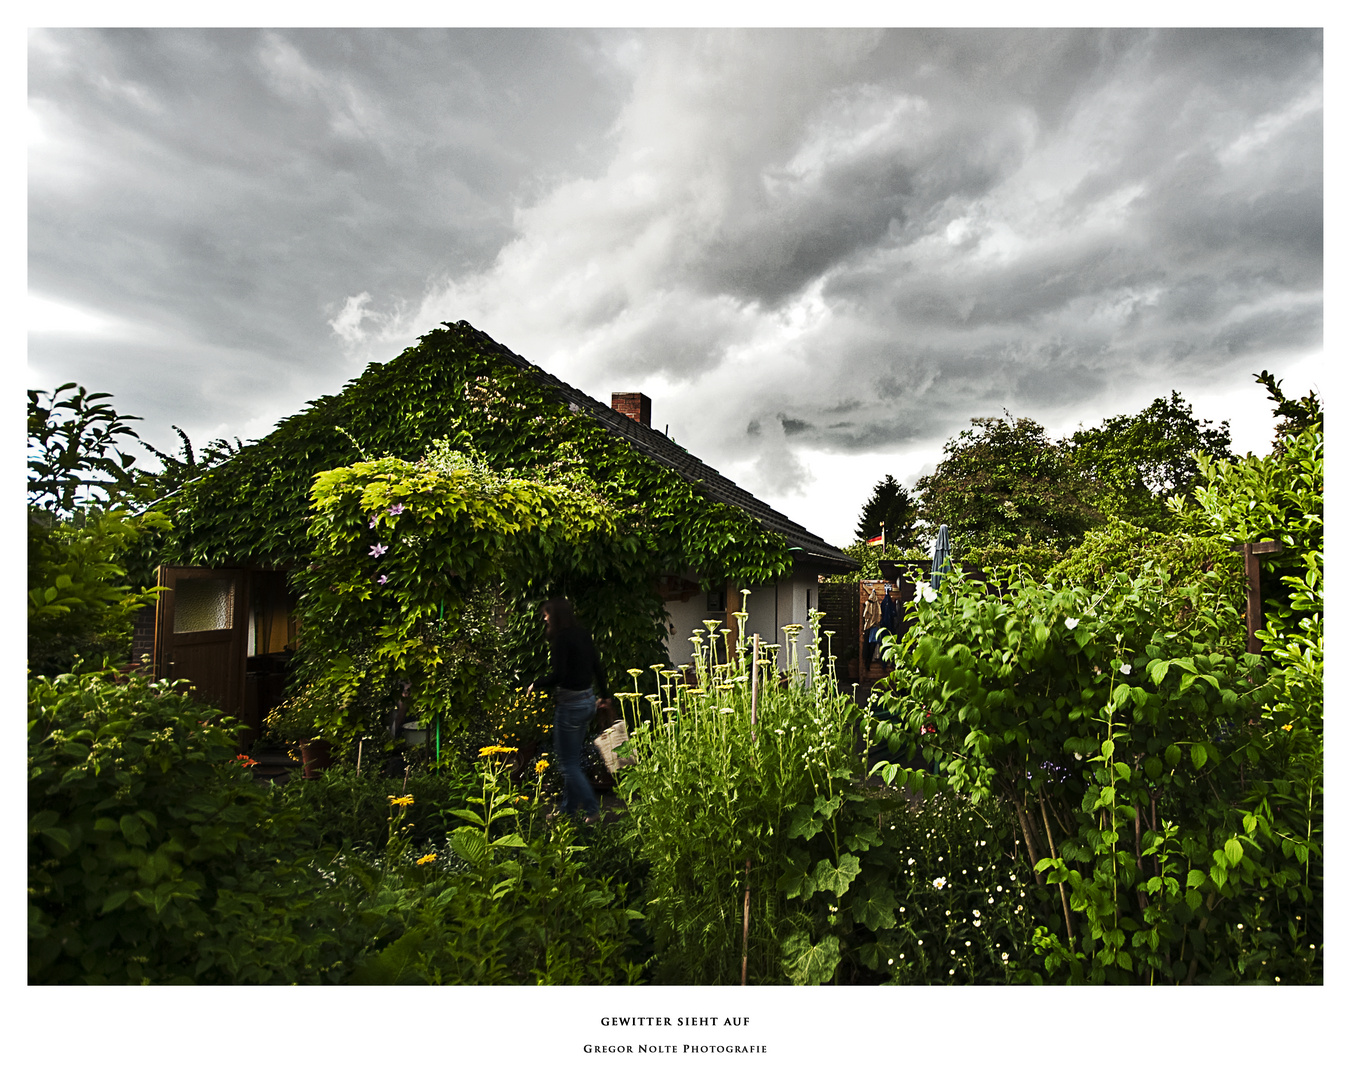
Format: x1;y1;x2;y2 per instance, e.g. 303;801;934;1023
27;28;1324;547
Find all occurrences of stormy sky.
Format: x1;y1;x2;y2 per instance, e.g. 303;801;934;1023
28;28;1324;547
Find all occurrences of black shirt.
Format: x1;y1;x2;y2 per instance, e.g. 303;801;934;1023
535;625;610;697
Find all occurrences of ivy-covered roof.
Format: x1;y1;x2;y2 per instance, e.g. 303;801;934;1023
164;321;858;576
493;338;856;573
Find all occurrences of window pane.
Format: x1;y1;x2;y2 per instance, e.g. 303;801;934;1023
174;577;234;633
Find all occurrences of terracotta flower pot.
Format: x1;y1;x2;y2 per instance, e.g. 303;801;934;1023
299;739;332;779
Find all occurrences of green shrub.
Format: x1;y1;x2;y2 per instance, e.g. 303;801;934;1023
872;562;1320;984
28;669;360;984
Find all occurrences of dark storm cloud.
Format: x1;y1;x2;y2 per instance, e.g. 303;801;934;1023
29;27;628;444
29;28;1321;528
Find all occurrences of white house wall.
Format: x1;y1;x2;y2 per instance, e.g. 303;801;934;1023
661;565;824;674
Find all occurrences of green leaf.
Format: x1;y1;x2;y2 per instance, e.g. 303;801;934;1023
1186;869;1205;889
814;854;862;898
1224;837;1243;867
449;827;489;865
1190;743;1207;770
850;881;898;931
781;930;841;986
99;890;131;914
777;857;816;901
785;805;824;841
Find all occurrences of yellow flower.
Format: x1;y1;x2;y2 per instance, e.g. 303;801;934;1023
627;667;644;677
535;758;550;774
388;795;414;807
416;853;437;865
478;745;518;757
1282;723;1294;731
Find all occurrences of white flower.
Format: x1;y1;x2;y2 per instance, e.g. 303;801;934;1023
933;876;947;890
1001;952;1009;962
1065;617;1079;630
1074;752;1083;761
1120;663;1132;675
918;584;938;603
973;920;981;927
907;858;915;865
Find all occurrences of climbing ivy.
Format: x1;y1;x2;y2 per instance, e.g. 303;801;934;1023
289;454;631;754
161;321;793;703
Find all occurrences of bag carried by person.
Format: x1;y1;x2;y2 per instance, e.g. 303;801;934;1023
593;710;635;776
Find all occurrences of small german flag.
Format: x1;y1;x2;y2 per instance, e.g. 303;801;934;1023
866;534;884;547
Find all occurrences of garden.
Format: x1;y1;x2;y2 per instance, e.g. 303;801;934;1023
28;368;1322;985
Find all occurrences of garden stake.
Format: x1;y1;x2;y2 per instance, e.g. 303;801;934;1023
402;763;410;794
1039;788;1074;945
356;737;363;777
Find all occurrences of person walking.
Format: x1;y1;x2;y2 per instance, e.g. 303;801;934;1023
527;597;611;824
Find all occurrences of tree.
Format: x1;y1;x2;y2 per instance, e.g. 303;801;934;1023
914;414;1101;554
854;474;917;547
1254;369;1323;450
27;385;167;674
1065;392;1233;532
28;384;145;515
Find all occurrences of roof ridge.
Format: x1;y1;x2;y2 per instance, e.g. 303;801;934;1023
458;321;857;571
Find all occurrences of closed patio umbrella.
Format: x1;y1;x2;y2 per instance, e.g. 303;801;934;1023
930;524;951;591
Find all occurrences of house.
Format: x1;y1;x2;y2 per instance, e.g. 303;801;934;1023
148;320;858;734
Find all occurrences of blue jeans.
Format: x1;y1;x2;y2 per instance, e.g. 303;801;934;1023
552;688;598;816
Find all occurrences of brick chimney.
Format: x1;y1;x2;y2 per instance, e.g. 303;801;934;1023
611;392;651;427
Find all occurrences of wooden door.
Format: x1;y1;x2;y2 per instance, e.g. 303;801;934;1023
154;566;249;719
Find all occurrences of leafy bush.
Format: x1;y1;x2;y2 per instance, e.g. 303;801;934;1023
27;508;166;676
872;560;1320;983
29;669;643;985
28;670;359;984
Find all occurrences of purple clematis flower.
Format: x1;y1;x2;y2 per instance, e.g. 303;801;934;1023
388;503;405;515
377;574;388;585
369;515;379;529
369;543;388;558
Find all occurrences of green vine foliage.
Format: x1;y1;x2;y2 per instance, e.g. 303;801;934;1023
293;453;626;753
162;321;792;705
